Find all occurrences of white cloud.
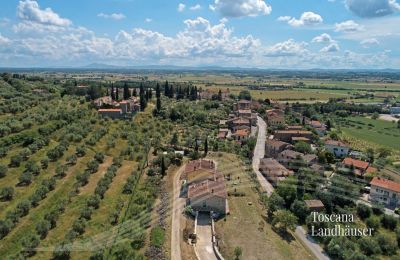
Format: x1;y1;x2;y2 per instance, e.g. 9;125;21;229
177;3;185;12
0;18;10;27
361;38;380;48
312;33;333;43
145;18;152;23
0;34;11;45
210;0;272;17
320;42;340;52
279;12;323;27
17;0;71;26
190;4;202;11
277;16;291;22
98;13;126;20
345;0;400;18
335;20;364;33
265;39;308;57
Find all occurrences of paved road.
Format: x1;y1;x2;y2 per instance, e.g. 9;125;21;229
195;213;218;260
295;226;330;260
171;165;186;260
253;116;328;260
252;116;274;196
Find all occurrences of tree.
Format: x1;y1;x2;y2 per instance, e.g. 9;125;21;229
290;200;309;223
218;89;222;101
19;171;33;185
76;145;86;157
21;234;40;256
36;220;51;239
0;220;12;239
72;218;86;235
366;216;380;230
234;246;242;260
356;204;371;220
161;156;166;177
0;164;7;178
376;233;397;255
53;242;71;260
266;192;285;216
204;136;208;156
0;187;14;201
111;84;115;100
40;158;49;169
238;90;251;100
123;82;130;100
10;154;22;167
139;83;147;111
359;237;381;256
371;112;379;119
272;210;297;233
156;83;161;112
170;132;178;146
294;141;312;154
326;119;332;131
381;214;398;230
115;86;119;101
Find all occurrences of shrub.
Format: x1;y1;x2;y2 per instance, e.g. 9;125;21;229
150;226;165;248
376;234;397;255
356;204;371;220
0;187;14;201
381;214;398;230
36;220;51;239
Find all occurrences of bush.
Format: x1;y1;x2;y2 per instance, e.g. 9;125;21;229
21;234;40;256
36;220;51;239
0;164;7;178
365;216;380;231
381;214;398;230
376;234;397;255
0;220;12;239
356;204;371;220
0;187;14;201
18;171;33;185
359;237;381;256
150;226;165;248
72;219;86;235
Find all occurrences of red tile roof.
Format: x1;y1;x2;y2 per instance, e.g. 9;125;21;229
98;109;122;112
325;139;348;147
343;157;369;170
233;129;249;137
370;177;400;193
188;178;227;199
184;159;215;174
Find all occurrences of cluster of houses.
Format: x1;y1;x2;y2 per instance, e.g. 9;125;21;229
94;96;140;119
217;99;258;143
184;159;229;215
257;104;400;209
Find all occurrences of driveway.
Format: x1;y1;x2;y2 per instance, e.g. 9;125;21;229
195;213;218;260
295;226;330;260
252;116;274;195
171;165;186;260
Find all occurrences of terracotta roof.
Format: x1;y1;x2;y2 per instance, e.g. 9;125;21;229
325;139;348;147
275;130;312;135
238;109;252;114
305;200;324;208
98;109;122;112
366;166;377;174
233;129;249;137
291;137;310;141
259;158;291;177
185;159;215;174
343;157;369;170
279;149;304;159
310;120;323;128
217;132;227;139
188;178;227;199
233;118;250;125
370;177;400;193
266;139;289;149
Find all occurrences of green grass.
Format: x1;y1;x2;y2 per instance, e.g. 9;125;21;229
338;116;400;151
150;226;165;248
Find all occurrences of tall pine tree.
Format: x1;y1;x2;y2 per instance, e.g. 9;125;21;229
111;83;115;100
123;82;130;100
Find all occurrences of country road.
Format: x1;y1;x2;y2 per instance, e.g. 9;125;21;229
253;116;329;260
171;165;186;260
295;226;330;260
252;116;274;195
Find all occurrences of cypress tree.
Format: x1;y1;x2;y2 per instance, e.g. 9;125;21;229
161;156;166;177
204;137;208;156
132;88;137;97
123;82;130;100
164;81;169;96
156;83;161;112
111;84;115;100
115;86;119;101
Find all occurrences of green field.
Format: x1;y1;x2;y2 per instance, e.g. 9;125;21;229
337;116;400;151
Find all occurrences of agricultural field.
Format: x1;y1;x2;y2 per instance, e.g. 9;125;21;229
336;116;400;152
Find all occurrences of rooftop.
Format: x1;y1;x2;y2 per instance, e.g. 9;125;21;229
98;109;122;112
305;200;324;208
325;139;348;147
343;157;369;170
370;177;400;193
188;175;227;199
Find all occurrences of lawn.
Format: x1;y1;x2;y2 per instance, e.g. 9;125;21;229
209;152;315;260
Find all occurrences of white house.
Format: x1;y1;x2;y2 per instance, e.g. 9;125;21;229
370;177;400;208
325;140;350;158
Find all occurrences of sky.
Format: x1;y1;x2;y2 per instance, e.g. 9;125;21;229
0;0;400;69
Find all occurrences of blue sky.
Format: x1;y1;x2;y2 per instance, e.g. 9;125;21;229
0;0;399;68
